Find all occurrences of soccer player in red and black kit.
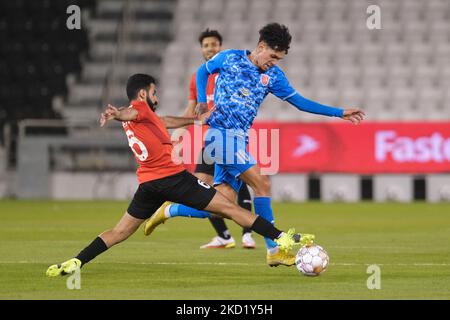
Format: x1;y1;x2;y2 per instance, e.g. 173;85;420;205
46;74;313;277
160;28;255;249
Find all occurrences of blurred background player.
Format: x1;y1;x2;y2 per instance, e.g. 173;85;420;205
145;23;364;267
182;28;255;250
46;73;313;277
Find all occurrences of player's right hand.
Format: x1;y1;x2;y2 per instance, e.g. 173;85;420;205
342;108;365;125
197;106;216;125
99;104;119;127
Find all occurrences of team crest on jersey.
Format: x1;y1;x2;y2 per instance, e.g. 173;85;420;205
260;74;270;86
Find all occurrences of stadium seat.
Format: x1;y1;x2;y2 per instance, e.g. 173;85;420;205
200;0;224;20
338;87;364;107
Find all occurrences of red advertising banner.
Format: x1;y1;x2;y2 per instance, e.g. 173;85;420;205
180;122;450;174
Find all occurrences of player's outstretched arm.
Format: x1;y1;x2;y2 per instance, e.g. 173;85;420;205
271;72;365;124
161;107;215;129
161;116;197;129
99;104;137;127
285;93;365;124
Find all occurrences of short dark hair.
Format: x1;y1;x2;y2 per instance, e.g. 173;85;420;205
258;23;292;54
126;74;156;101
198;28;223;46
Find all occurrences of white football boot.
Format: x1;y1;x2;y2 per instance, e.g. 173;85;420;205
200;236;236;249
242;232;256;249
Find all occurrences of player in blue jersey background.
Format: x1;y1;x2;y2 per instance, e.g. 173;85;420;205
146;23;365;267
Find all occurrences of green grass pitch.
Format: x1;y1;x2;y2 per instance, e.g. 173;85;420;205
1;200;449;299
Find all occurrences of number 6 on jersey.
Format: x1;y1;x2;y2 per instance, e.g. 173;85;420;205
126;129;148;161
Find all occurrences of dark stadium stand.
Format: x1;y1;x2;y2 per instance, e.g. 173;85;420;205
0;0;95;164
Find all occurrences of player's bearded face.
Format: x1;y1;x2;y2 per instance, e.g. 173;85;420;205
146;85;159;111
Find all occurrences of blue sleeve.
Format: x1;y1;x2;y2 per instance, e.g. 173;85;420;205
196;51;228;103
269;67;297;100
195;64;209;103
270;68;343;117
286;93;344;117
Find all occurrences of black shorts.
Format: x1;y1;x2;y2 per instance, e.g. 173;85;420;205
194;147;215;176
127;170;217;220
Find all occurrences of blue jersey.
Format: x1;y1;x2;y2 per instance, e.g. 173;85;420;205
199;50;296;132
196;49;344;132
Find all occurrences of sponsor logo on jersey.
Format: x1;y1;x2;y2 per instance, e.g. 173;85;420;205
240;88;251;97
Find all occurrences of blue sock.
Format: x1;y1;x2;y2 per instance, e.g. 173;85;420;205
169;204;212;219
253;197;278;249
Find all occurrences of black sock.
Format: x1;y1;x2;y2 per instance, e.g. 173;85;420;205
208;217;231;240
238;183;253;235
250;216;283;240
75;236;108;266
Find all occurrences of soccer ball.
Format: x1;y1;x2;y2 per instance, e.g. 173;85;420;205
295;244;329;276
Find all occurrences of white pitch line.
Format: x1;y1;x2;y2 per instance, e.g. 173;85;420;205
0;261;253;266
1;261;450;267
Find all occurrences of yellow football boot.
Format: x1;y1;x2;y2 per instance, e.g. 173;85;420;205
275;228;315;252
266;250;296;267
144;201;172;236
46;258;81;277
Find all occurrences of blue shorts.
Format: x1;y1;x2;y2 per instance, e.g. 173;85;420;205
204;128;256;192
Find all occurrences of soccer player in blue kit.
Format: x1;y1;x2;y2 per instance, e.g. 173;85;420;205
145;23;365;267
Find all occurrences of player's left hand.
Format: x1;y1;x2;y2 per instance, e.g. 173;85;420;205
194;102;208;116
197;106;216;125
342;108;365;125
